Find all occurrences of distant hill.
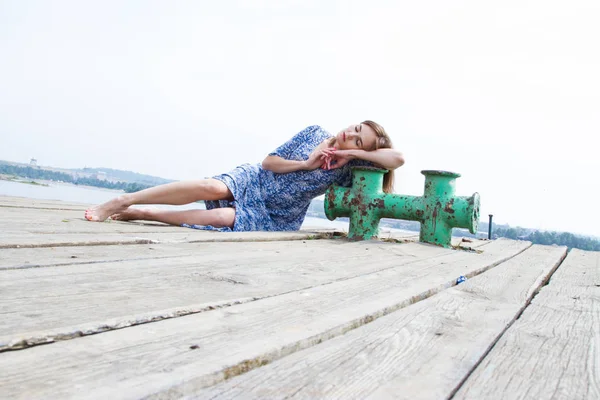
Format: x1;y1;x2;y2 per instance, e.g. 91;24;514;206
0;159;175;193
0;160;174;186
75;167;175;185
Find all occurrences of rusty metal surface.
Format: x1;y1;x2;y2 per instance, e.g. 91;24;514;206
324;167;481;247
421;170;461;178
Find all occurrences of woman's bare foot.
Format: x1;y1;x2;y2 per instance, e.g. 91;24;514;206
110;207;149;221
85;196;130;222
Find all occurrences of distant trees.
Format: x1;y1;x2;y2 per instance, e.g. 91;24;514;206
0;165;72;182
0;164;152;193
492;226;600;251
77;167;173;186
72;177;151;192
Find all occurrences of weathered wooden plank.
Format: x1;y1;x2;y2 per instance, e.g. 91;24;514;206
0;198;302;238
0;207;184;233
0;232;191;248
0;202;336;245
454;248;600;400
0;235;484;273
0;242;201;270
0;239;530;399
196;244;566;399
0;201;420;248
6;232;421;271
0;240;450;350
0;229;338;248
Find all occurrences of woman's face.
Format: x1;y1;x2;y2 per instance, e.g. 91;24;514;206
335;123;378;151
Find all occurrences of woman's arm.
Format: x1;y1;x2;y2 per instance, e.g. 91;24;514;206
261;156;309;173
323;148;405;170
262;140;330;173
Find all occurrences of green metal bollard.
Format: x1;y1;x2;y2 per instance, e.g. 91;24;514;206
324;167;480;247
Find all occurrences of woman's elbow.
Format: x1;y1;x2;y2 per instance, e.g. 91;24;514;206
391;153;405;169
261;157;272;170
262;156;282;171
397;153;405;168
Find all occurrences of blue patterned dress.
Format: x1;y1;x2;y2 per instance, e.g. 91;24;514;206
189;125;368;232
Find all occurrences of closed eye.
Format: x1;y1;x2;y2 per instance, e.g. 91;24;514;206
354;125;363;147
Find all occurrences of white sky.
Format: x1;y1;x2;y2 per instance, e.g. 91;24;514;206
0;0;598;236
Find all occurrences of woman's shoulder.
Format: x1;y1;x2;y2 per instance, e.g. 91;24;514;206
285;125;332;146
300;124;328;134
301;125;332;140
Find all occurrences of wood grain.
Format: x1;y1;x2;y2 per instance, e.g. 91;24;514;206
454;248;600;400
0;241;448;350
196;245;567;399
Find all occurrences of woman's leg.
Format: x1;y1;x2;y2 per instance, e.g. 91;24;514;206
111;207;235;229
85;179;233;222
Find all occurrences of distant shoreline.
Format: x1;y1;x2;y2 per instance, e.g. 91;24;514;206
0;176;49;187
0;176;125;194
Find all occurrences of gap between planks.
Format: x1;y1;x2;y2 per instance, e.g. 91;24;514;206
446;245;568;399
0;231;338;249
453;248;600;400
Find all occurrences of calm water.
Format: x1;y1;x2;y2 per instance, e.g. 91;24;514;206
0;179;358;230
0;179;128;205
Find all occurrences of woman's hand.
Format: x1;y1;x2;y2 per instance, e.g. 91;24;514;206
320;148;359;170
302;146;330;171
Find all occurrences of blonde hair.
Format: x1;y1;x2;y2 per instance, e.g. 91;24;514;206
329;120;395;193
361;120;394;193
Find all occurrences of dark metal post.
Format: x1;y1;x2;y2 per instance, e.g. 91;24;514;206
488;214;493;239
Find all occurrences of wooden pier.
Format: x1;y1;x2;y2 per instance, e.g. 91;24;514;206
0;195;597;399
